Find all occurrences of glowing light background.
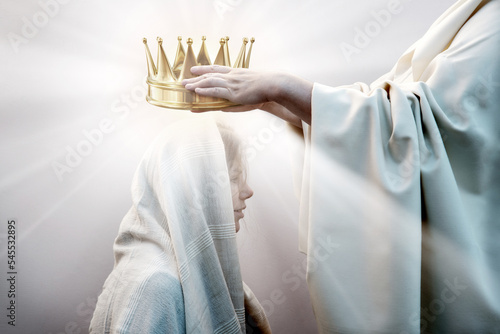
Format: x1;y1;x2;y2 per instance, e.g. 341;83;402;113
0;0;455;333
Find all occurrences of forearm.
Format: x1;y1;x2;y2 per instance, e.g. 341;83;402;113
258;101;303;128
266;73;313;125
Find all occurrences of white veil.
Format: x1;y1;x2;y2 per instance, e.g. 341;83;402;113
90;116;270;333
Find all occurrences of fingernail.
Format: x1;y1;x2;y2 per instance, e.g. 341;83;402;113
185;84;192;89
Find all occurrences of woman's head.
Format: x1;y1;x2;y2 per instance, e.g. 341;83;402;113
217;122;254;232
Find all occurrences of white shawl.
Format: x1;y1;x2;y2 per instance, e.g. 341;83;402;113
300;0;500;333
90;117;269;333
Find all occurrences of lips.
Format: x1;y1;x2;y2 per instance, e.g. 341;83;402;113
234;206;246;213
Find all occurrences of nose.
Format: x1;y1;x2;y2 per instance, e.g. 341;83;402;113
240;182;253;200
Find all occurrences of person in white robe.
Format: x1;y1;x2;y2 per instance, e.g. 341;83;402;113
182;0;500;332
89;117;271;334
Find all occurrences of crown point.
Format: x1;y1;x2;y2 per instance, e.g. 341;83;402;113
172;37;186;78
143;37;157;78
225;36;230;41
219;38;225;45
178;37;197;80
245;37;255;68
156;36;176;82
233;37;247;68
197;36;212;66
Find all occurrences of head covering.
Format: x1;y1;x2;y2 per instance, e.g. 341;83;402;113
90;116;270;334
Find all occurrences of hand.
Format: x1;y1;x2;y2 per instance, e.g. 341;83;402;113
182;65;274;106
182;65;313;125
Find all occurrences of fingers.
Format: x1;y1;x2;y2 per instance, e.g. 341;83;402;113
181;69;233;100
183;65;234;86
190;65;232;75
184;76;228;91
194;87;231;100
182;71;228;87
181;75;204;86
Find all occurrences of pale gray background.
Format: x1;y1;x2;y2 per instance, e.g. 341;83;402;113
0;0;455;333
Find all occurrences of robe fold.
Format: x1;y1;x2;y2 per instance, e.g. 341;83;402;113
299;0;500;332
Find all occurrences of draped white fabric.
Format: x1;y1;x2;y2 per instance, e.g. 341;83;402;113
89;117;248;333
299;0;500;332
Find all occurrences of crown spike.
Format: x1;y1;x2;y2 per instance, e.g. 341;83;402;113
244;37;255;68
233;37;248;68
156;37;176;82
172;36;185;78
143;38;157;78
214;38;230;66
223;36;231;67
178;38;198;81
197;36;212;66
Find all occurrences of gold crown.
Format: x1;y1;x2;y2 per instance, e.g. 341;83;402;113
142;36;255;110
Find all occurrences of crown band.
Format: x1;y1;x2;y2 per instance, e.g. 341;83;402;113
143;36;255;110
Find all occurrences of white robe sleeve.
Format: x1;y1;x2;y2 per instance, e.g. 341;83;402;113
300;0;500;333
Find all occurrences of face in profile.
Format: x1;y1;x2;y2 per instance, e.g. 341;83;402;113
218;123;253;232
229;162;253;233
